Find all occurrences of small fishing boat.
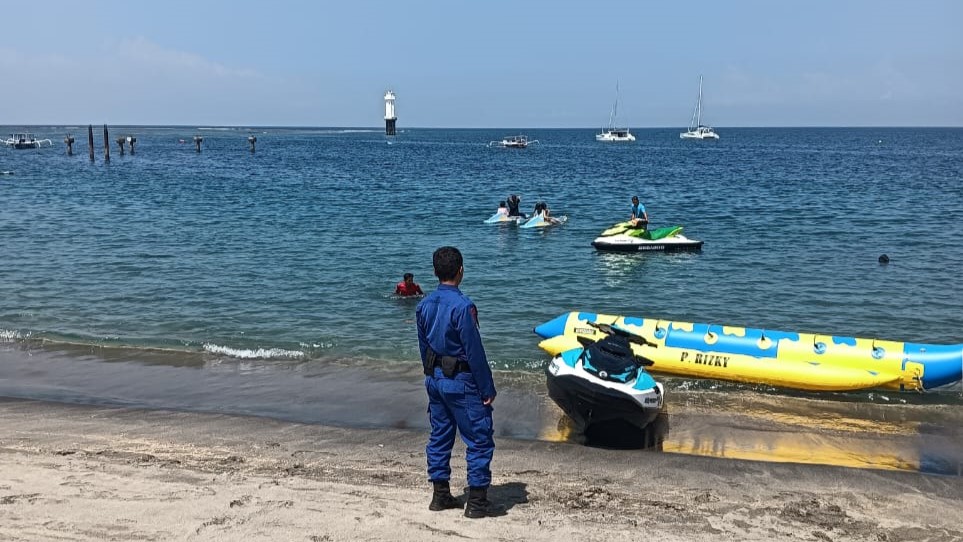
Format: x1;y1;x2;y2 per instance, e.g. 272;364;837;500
546;331;664;435
534;312;963;392
592;222;703;252
489;135;538;148
3;133;53;149
680;75;719;140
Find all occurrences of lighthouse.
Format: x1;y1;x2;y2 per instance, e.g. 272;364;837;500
384;90;397;136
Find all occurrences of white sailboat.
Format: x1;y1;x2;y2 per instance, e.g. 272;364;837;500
680;75;719;140
597;82;635;142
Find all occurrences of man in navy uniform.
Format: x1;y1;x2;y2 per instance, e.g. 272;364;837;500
416;246;499;518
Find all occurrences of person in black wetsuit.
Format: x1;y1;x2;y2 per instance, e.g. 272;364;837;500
506;194;524;218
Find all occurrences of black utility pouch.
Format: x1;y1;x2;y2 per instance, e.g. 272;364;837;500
423;349;436;376
439;356;459;378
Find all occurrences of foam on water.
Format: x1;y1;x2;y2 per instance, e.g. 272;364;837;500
202;343;305;360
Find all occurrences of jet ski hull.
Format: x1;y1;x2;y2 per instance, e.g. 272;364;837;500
484;213;524;224
592;234;704;252
545;350;664;433
520;215;568;228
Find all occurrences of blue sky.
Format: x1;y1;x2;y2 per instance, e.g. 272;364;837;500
3;1;961;127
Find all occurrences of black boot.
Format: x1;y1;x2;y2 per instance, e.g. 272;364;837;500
464;486;500;518
428;481;461;511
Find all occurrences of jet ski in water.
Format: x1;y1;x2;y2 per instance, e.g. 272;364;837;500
592;222;703;252
484;212;525;224
520;214;567;228
545;326;664;435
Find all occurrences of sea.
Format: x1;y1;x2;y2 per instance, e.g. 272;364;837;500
2;126;962;474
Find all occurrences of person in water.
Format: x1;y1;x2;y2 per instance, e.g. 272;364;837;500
506;194;523;217
495;201;509;216
630;196;649;228
395;273;424;297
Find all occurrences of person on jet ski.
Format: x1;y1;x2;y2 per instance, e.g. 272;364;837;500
494;201;509;216
533;202;563;225
506;194;524;217
630;196;649;229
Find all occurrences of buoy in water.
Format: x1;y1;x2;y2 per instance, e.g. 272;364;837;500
878;254;890;264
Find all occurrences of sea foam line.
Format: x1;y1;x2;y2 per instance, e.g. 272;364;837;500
0;329;24;343
202;343;305;360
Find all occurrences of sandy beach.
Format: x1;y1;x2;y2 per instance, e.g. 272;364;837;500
1;398;961;542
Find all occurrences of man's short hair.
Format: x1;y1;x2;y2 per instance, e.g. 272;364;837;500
403;272;414;281
433;246;463;282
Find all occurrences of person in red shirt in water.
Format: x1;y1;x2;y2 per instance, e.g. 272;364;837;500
395;273;424;297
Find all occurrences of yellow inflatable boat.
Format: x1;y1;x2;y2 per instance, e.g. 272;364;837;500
534;312;963;392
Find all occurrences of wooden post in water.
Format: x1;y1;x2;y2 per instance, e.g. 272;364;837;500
248;135;256;153
193;135;203;153
87;125;95;161
64;134;75;156
115;137;126;156
103;125;110;162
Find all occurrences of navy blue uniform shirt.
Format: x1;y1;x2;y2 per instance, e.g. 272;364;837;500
416;284;497;400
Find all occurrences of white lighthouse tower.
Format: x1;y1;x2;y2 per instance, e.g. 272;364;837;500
384;90;397;136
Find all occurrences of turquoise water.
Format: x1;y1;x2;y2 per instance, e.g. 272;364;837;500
3;126;962;473
2;126;962;372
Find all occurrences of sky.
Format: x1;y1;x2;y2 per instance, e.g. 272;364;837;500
3;1;962;127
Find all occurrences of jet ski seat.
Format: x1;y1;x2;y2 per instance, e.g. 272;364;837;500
580;335;645;384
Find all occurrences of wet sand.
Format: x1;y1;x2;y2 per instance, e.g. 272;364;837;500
2;344;962;475
2;398;963;542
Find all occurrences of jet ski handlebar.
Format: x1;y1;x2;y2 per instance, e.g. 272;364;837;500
586;321;657;347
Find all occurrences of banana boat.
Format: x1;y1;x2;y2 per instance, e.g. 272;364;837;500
534;312;963;392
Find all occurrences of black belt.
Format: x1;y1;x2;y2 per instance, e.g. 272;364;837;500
435;359;471;374
424;347;471;377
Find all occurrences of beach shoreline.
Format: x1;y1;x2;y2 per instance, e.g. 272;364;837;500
1;398;961;541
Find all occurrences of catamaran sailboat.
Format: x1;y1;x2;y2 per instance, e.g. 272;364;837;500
597;83;635;142
680;75;719;140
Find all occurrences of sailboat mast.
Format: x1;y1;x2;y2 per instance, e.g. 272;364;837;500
697;75;703;127
609;81;620;129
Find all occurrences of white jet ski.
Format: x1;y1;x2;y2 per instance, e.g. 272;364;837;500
545;329;664;434
591;222;703;252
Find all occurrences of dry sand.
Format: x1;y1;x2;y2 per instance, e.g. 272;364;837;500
1;398;961;542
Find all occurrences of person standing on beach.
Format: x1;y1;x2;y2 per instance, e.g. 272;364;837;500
416;246;499;518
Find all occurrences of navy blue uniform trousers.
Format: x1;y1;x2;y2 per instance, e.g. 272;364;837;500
425;367;495;488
